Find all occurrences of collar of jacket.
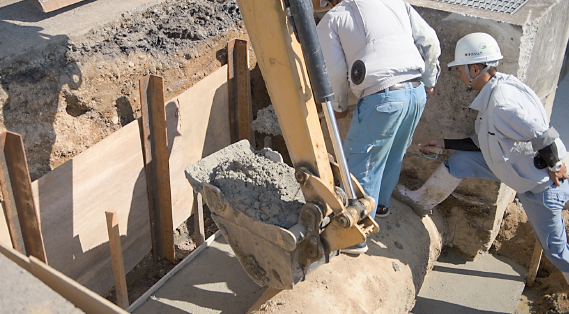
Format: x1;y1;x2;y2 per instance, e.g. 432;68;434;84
468;72;504;112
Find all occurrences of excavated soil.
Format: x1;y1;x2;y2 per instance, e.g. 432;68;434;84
0;0;246;181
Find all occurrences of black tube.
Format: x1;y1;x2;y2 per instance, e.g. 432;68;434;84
288;0;334;103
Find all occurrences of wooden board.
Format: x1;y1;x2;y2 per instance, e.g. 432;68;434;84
32;119;151;295
139;75;175;263
1;243;128;314
28;65;230;295
176;65;230;227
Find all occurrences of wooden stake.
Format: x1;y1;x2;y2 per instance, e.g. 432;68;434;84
139;75;175;263
527;238;542;287
264;136;272;149
192;191;206;246
228;39;254;144
0;132;47;263
105;211;129;309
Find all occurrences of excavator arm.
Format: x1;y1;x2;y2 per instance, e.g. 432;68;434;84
188;0;379;289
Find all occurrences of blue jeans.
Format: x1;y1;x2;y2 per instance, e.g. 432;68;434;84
344;82;426;219
447;151;569;273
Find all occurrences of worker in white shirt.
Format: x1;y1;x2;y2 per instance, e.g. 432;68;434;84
316;0;441;254
395;32;569;282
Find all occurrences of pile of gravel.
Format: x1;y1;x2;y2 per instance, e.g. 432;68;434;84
187;140;303;229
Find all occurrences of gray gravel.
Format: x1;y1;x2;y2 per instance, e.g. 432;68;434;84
251;105;282;136
186;140;303;229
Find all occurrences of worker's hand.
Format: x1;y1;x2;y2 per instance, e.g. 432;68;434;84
425;86;435;99
334;110;348;120
419;139;444;155
549;163;569;186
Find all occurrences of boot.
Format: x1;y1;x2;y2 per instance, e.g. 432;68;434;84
392;163;462;217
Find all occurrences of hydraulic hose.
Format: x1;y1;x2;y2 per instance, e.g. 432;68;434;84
287;0;357;203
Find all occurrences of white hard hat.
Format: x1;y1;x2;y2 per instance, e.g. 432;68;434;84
448;33;503;67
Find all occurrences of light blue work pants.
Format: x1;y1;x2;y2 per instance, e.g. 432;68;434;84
344;82;426;219
447;150;569;273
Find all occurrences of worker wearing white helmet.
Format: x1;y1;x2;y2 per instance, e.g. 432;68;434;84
394;32;569;282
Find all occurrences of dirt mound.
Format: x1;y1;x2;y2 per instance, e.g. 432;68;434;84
0;0;245;180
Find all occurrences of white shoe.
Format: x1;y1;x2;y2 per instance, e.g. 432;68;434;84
340;241;368;255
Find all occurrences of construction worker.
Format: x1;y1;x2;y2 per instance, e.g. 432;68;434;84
315;0;441;254
395;32;569;282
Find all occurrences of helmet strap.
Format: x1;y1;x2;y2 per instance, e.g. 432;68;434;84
465;64;491;92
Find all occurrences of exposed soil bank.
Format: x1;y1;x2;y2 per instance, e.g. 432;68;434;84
0;0;245;180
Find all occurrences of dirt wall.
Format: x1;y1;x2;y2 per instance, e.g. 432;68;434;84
0;0;245;181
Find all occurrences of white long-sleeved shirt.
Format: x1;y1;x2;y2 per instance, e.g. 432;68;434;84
470;72;566;193
316;0;441;112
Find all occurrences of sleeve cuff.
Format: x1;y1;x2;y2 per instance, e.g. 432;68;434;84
531;127;560;150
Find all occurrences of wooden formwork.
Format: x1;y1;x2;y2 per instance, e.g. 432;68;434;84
0;37;253;307
18;65;230;295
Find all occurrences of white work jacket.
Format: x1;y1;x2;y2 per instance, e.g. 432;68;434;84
316;0;441;112
470;72;564;193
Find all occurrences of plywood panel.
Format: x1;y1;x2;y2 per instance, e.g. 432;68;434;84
32;120;151;295
30;65;230;294
173;65;230;228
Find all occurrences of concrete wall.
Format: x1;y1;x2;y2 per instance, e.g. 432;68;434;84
322;0;569;259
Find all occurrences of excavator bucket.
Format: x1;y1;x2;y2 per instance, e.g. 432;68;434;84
186;140;378;289
195;183;304;289
186;140;332;289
